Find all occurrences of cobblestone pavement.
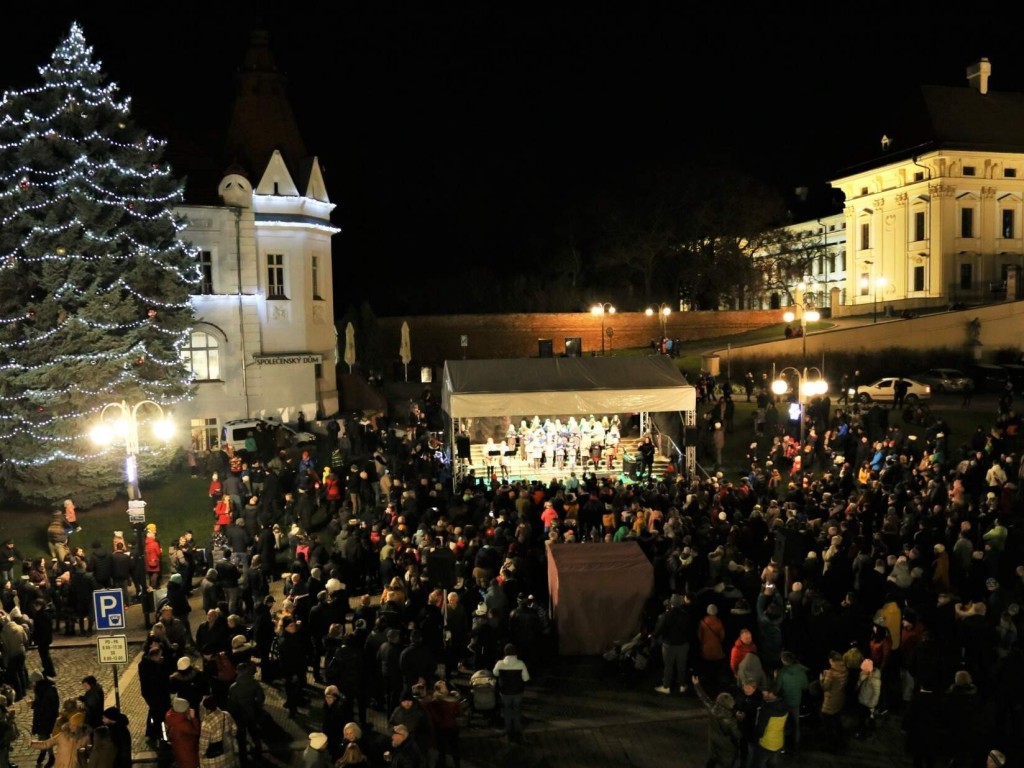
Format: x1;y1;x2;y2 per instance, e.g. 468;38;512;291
6;588;916;768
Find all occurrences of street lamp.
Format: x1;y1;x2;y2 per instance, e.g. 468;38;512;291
90;399;174;499
645;303;672;346
772;366;828;451
783;283;820;363
860;274;887;323
591;302;615;355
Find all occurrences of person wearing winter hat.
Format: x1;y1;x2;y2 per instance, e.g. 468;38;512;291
855;658;881;739
26;701;90;768
304;732;331;768
164;697;199;768
321;687;347;760
101;705;132;768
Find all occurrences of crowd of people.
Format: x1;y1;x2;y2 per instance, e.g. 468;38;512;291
0;375;1022;767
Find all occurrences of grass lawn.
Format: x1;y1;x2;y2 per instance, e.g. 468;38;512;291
7;473;214;565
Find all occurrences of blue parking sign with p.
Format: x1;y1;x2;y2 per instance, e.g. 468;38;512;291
93;589;125;630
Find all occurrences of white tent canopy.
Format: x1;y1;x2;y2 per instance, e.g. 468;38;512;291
442;356;696;419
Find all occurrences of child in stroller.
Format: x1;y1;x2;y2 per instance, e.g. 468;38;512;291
603;631;652;677
466;669;500;726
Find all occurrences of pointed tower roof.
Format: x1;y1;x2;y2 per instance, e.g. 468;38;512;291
223;28;310;188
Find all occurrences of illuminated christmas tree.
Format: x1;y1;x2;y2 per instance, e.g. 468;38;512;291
0;22;198;507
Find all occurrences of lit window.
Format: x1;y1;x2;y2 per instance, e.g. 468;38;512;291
267;254;286;298
312;254;322;299
960;263;972;290
961;208;974;238
191;418;219;452
198;250;213;295
914;211;926;242
181;331;219;380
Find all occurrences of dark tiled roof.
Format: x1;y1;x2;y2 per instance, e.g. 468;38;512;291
224;29;310;187
840;83;1024;175
166;28;312;205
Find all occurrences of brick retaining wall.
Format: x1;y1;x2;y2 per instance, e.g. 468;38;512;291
375;311;780;365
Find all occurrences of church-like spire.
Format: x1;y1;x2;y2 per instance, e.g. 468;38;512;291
223;28;309;186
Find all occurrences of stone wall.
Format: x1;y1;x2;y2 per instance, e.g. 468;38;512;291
375;311;781;366
706;300;1024;365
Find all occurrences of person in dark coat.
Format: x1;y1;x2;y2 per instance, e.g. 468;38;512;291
321;685;351;761
195;608;231;659
251;596;277;680
325;631;367;727
377;628;406;716
399;629;437;689
226;662;265;762
29;672;59;768
102;706;132;768
904;682;945;767
387;721;426;768
443;592;471;678
166;573;195;650
306;591;339;684
138;645;172;743
258;524;278;583
79;675;105;730
363;619;389;710
278;615;309;718
87;541;113;588
68;563;99;635
508;594;545;669
110;542;133;601
30;597;56;679
168;656;209;718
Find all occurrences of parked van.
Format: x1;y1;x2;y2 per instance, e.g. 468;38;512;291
999;363;1024;390
967;363;1009;394
220;418;317;453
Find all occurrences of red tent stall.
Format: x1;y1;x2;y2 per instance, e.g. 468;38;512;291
546;541;654;656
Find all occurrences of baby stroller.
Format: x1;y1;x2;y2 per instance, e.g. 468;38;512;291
466;669;500;727
602;631;652;679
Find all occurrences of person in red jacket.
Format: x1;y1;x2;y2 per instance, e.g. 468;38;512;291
730;628;757;680
144;530;163;588
164;696;200;768
698;604;727;685
323;472;343;517
425;679;465;768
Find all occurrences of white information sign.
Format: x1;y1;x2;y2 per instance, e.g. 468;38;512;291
97;635;129;664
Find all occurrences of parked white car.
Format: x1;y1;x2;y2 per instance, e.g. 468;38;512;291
220;418;317;452
853;377;931;404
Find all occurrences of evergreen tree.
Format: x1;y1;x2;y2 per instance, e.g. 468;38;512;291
0;23;198;507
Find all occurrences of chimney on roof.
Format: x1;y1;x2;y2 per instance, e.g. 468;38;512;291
967;58;991;95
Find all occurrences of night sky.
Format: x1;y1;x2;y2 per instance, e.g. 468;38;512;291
5;5;1024;313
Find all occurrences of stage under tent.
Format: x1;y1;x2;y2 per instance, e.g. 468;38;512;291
441;356;697;489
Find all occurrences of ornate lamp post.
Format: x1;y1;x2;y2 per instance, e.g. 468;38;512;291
591;302;615;356
861;261;887;323
645;303;672;345
783;283;820;363
772;366;828;449
90;399;174;499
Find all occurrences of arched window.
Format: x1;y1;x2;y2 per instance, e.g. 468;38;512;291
182;331;220;380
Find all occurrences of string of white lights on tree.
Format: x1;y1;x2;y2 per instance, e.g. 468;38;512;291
0;21;199;499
